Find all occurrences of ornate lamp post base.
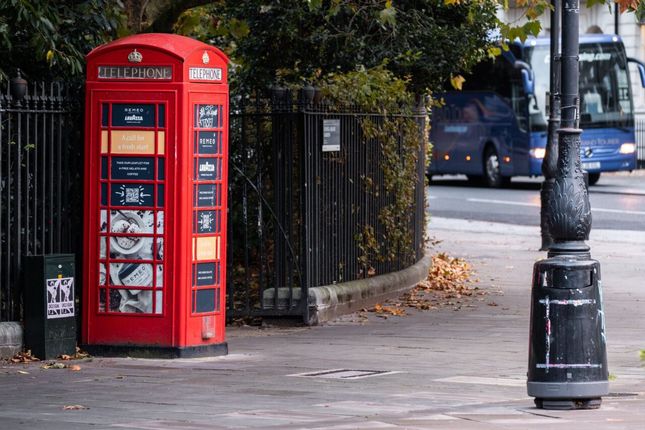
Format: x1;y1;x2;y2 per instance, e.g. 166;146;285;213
539;180;555;251
528;128;609;409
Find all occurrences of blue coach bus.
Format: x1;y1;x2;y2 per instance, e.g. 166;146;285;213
429;34;645;187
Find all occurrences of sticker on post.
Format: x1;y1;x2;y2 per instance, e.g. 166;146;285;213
47;277;75;319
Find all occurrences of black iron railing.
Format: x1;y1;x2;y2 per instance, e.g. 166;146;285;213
227;90;426;321
1;82;426;324
0;80;83;322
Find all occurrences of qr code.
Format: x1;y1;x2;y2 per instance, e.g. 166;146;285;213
125;187;140;203
200;213;213;230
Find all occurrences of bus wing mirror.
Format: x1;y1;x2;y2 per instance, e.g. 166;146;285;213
521;70;535;95
514;60;535;95
627;57;645;88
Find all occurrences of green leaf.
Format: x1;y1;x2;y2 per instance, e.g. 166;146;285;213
523;21;542;38
308;0;322;11
379;7;397;27
39;17;55;32
487;46;501;57
228;18;250;39
585;0;606;7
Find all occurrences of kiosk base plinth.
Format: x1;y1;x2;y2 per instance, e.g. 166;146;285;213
82;342;228;359
535;397;602;410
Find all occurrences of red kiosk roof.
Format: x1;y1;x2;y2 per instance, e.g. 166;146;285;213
87;33;229;64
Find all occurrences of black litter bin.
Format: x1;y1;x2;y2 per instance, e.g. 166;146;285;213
528;255;608;409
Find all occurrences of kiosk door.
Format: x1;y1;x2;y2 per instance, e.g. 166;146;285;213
87;91;175;345
185;91;228;345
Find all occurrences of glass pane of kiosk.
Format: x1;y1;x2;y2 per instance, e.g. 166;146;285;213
191;103;224;314
98;103;165;315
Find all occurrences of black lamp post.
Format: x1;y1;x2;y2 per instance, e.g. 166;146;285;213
528;0;609;409
539;0;560;251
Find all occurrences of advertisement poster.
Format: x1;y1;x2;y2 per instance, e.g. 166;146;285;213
195;104;219;129
112;104;155;127
195;184;218;207
194;131;220;154
194;158;220;180
194;262;218;286
99;210;164;313
194;210;218;234
111;183;155;206
111;157;155;180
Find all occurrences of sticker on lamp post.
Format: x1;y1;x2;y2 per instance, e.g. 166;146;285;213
322;119;340;152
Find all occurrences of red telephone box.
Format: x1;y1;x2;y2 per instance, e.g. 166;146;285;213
82;34;229;357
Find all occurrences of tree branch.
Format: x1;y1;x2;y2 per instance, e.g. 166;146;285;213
145;0;216;33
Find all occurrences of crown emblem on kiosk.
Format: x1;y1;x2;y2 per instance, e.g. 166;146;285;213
128;49;143;63
202;51;210;64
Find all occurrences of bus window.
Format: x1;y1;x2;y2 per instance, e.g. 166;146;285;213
528;42;633;128
511;80;529;132
579;43;632;127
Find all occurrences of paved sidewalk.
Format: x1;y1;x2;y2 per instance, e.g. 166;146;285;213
1;217;644;429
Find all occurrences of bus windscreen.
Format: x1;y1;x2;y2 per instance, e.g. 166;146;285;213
528;42;633;130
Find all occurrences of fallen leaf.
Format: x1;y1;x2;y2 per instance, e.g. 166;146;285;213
9;350;39;363
368;303;406;317
63;405;89;410
60;354;72;360
74;347;91;359
68;365;81;371
42;362;67;370
17;370;29;375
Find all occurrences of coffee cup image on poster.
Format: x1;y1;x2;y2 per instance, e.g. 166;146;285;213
99;263;163;314
99;210;164;313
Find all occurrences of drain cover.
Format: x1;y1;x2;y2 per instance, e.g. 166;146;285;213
289;369;401;380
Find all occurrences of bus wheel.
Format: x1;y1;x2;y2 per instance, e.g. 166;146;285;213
588;173;600;186
484;148;508;188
